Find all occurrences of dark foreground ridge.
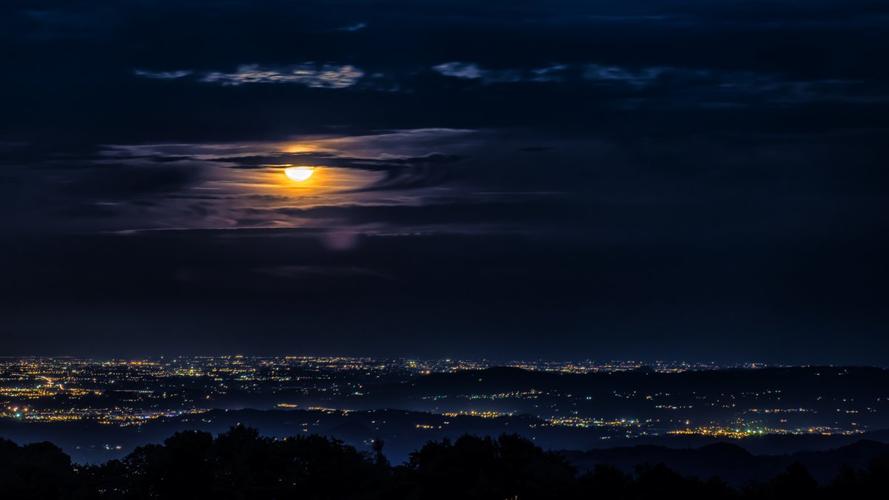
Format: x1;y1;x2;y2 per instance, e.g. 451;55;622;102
3;426;889;499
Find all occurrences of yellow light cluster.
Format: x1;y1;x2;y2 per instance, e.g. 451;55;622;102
668;424;865;438
441;410;513;419
546;417;641;428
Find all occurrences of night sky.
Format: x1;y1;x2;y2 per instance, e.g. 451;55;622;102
1;1;888;363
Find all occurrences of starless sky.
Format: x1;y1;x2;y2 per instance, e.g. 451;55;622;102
1;1;888;363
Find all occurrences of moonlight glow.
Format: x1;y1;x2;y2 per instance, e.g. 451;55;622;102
284;166;315;182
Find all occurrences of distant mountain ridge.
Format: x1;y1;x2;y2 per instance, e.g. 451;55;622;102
3;406;888;466
389;365;889;395
562;439;889;485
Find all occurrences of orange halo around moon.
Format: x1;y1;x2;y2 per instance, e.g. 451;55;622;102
284;166;315;182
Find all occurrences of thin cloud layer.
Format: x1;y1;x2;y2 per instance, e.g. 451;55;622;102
199;64;364;88
134;64;365;88
133;69;192;80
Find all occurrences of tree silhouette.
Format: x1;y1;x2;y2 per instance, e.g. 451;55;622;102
1;429;888;499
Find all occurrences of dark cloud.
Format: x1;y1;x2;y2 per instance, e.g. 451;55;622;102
61;164;201;198
2;225;887;362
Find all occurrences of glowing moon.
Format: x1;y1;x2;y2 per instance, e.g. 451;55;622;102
284;166;315;182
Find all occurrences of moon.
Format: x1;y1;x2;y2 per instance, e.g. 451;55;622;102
284;166;315;182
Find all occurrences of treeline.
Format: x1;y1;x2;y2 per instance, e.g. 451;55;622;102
2;426;888;499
